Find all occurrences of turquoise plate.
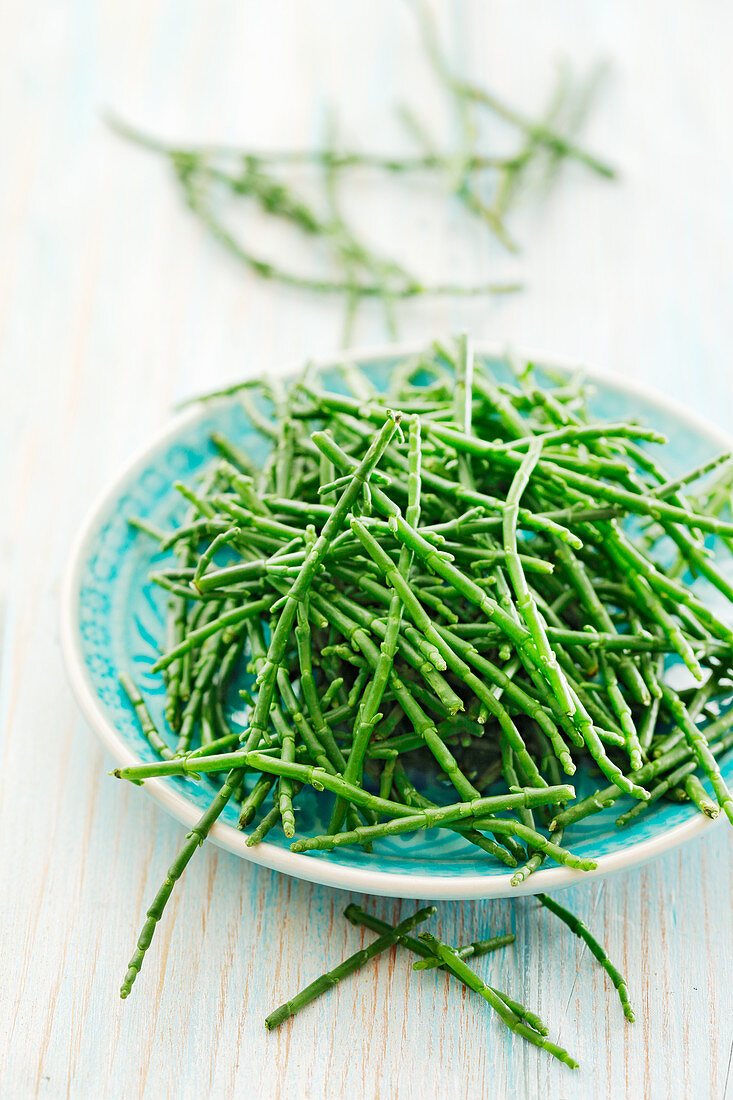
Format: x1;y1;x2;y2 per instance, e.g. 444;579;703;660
61;342;733;899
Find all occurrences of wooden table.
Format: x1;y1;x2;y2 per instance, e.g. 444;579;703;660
1;2;731;1096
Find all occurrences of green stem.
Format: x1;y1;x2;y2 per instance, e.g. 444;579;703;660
538;893;634;1022
417;933;578;1069
265;906;436;1029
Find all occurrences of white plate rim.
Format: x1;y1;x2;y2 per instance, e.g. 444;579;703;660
60;339;730;900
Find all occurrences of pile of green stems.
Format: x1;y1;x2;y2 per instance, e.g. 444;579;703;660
116;339;733;1005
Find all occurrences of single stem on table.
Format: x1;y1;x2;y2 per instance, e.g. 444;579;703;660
537;892;634;1022
265;905;436;1029
417;933;579;1069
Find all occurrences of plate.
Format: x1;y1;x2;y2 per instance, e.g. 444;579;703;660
60;341;733;899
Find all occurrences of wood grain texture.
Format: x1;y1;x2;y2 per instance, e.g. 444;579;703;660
1;2;732;1097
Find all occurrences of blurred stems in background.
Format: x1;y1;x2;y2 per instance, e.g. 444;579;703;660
109;2;614;345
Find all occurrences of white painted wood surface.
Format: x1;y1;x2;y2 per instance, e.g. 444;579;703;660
1;2;732;1097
